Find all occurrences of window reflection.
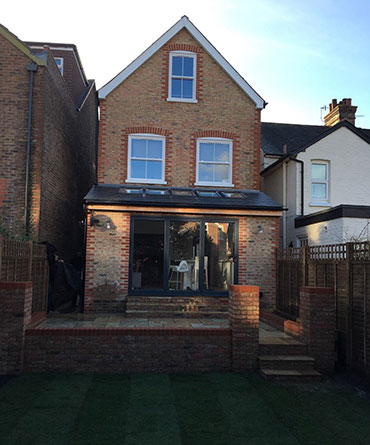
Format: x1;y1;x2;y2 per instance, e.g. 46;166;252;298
169;221;200;290
204;222;235;291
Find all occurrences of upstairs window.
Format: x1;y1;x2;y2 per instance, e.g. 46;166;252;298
311;161;329;203
196;138;233;187
127;135;166;184
54;57;64;75
168;51;196;102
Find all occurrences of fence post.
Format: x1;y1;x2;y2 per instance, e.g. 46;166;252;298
302;246;309;286
28;241;33;281
346;242;353;367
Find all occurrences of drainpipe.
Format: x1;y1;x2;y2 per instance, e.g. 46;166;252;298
289;157;304;216
283;160;287;248
25;62;38;238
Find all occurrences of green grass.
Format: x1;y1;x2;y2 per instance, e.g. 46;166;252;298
1;373;370;444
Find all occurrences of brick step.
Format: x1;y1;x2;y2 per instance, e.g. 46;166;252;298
259;341;308;356
258;355;315;370
259;368;323;383
126;309;228;319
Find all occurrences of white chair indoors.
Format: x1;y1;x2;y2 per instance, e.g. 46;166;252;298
169;260;190;290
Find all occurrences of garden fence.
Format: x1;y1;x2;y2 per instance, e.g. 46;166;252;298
0;235;49;312
277;242;370;373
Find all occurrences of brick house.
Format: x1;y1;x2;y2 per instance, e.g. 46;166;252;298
0;24;98;260
261;98;370;247
84;16;282;314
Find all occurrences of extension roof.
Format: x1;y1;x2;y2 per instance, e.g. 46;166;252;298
84;184;282;211
98;16;265;108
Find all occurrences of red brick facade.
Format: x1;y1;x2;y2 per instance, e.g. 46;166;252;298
86;23;280;313
97;29;260;189
0;29;97;260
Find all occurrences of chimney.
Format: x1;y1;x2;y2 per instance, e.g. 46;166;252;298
324;98;357;126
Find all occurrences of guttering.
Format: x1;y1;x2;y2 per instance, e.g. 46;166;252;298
289;156;304;216
25;61;38;237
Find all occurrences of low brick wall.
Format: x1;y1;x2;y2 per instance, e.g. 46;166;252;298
229;285;259;372
300;286;336;374
0;282;32;375
24;328;232;373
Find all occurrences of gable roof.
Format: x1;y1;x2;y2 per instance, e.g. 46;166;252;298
98;16;265;108
0;23;45;66
261;119;370;176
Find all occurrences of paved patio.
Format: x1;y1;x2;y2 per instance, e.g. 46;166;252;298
34;314;302;344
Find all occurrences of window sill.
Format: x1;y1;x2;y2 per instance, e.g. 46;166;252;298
309;202;332;207
167;97;198;104
125;179;167;185
194;182;234;188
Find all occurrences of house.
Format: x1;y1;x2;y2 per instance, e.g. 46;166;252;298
0;24;98;259
261;99;370;247
84;16;282;314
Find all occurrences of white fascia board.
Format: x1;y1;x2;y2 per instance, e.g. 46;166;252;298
98;16;265;108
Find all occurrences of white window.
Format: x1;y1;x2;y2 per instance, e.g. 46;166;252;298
168;51;196;102
311;161;329;203
195;138;233;187
127;134;166;184
54;57;64;76
297;236;308;247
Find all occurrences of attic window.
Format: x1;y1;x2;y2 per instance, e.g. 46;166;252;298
54;57;64;76
167;51;197;103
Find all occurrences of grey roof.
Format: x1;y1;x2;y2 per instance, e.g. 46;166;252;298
261;122;327;156
84;185;283;211
261;120;370;157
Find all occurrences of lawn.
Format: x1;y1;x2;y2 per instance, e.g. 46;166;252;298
1;373;370;445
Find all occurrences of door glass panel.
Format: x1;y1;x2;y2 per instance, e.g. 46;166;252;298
204;222;235;291
132;220;164;289
169;221;200;290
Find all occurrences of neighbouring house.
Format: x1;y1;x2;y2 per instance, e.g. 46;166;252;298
84;16;282;314
261;98;370;247
0;24;98;260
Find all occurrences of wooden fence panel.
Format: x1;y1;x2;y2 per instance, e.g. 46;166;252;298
277;242;370;374
0;235;48;313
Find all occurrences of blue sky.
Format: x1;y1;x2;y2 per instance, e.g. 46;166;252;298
3;0;370;126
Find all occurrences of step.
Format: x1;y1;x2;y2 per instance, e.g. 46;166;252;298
258;355;315;370
259;368;324;383
126;309;228;319
259;340;308;356
126;303;228;312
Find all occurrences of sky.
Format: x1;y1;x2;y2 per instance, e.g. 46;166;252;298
3;0;370;127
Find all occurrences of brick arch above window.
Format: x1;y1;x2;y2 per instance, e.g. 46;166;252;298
162;43;204;102
121;126;173;184
190;130;240;188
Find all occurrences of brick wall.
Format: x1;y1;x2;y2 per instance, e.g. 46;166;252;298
0;33;97;260
0;34;31;235
97;28;260;190
84;211;130;313
0;282;32;375
24;327;232;373
85;210;279;313
300;286;336;374
229;285;259;371
239;216;280;310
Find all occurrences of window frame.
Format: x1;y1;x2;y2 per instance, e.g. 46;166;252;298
310;160;329;205
54;57;64;76
126;134;166;185
167;51;197;103
129;215;239;296
195;137;234;187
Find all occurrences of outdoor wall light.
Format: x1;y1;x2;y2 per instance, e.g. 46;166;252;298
258;225;264;233
90;212;116;231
